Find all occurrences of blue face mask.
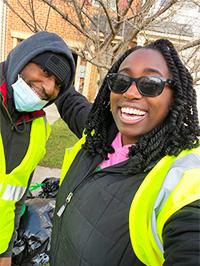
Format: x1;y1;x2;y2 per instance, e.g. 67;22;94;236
12;76;48;112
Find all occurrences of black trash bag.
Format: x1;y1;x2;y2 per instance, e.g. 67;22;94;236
12;197;56;265
36;177;60;198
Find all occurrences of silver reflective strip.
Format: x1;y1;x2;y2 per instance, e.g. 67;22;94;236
43;116;48;138
2;185;26;201
151;152;200;253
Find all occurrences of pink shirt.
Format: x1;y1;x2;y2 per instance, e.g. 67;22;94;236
99;132;131;169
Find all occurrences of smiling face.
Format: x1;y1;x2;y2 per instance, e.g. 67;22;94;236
20;63;61;101
110;48;174;145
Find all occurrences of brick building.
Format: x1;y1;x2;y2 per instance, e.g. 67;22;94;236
0;0;199;103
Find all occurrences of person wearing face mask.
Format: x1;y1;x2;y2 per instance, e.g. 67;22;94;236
0;31;75;266
50;39;200;266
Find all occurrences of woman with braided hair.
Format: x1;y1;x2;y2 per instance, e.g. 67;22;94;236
50;39;200;266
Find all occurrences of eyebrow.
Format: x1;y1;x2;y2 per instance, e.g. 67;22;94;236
119;67;163;76
143;68;163;76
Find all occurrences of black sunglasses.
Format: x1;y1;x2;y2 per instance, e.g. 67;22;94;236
106;73;173;97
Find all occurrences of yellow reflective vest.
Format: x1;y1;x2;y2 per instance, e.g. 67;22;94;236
0;117;51;254
129;146;200;266
60;136;200;265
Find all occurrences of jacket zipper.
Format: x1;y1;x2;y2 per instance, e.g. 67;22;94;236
56;192;74;217
56;170;97;218
0;93;16;129
52;171;97;265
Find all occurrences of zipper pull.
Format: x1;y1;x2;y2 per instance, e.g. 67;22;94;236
57;192;73;217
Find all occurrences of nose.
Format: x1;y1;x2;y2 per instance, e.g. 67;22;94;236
123;83;142;100
42;76;59;99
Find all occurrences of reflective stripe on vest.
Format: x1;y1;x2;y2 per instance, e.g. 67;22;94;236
60;132;88;185
0;117;51;254
2;185;26;200
129;147;200;266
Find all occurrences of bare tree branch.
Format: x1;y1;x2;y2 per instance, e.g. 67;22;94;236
42;0;94;41
179;39;200;51
71;0;86;30
29;0;37;31
4;0;36;32
18;0;43;30
95;0;116;36
190;0;200;8
118;0;136;18
4;0;200;85
44;2;52;30
113;0;178;56
79;2;98;29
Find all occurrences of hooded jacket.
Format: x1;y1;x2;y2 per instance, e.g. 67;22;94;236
0;31;75;256
5;31;75;108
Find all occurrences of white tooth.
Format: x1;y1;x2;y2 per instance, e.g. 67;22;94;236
121;107;126;113
121;107;145;115
127;107;132;114
129;109;133;114
122;113;138;120
134;109;138;115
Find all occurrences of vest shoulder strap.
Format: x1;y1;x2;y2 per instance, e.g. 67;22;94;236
60;134;86;184
59;129;95;185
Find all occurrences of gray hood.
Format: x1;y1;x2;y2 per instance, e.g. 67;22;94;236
5;31;75;100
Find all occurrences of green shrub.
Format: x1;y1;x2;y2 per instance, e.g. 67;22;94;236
39;119;78;168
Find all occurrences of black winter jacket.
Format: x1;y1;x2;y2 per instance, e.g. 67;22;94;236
50;87;200;266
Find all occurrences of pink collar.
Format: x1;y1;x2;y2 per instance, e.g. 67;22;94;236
99;132;132;169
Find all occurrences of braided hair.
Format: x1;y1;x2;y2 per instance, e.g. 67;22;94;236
83;39;199;172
